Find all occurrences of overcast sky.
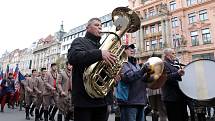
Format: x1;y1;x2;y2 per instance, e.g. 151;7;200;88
0;0;128;56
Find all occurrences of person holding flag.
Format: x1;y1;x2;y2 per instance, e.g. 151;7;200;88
18;71;26;111
13;64;20;108
0;73;15;112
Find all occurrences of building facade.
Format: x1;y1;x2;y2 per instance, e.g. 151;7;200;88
16;48;33;74
32;35;61;71
128;0;215;63
0;48;33;74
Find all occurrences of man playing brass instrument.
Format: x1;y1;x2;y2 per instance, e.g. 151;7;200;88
116;44;152;121
67;18;117;121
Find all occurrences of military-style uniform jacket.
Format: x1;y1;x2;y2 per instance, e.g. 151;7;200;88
33;77;42;95
36;76;46;95
23;76;37;96
44;71;59;95
57;69;72;95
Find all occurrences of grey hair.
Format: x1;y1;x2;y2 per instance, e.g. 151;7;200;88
87;18;101;27
163;48;174;55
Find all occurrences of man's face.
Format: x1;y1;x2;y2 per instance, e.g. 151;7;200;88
42;70;47;76
9;75;13;79
125;48;135;57
51;65;57;72
32;71;37;77
87;20;102;37
167;51;176;60
67;64;73;71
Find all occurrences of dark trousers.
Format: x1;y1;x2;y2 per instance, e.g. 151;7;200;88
74;106;108;121
1;92;14;111
164;101;188;121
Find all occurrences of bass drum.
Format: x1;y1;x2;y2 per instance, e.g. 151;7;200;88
179;59;215;101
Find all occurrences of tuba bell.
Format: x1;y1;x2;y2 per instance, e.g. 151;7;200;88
143;57;167;89
83;7;141;98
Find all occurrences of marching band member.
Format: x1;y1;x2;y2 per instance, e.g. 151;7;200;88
116;44;151;121
162;48;188;121
67;17;116;121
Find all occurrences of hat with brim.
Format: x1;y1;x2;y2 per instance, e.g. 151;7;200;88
125;44;135;49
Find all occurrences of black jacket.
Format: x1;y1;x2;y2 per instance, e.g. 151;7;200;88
161;58;186;102
67;32;108;107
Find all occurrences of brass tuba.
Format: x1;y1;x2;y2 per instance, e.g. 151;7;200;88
83;7;140;98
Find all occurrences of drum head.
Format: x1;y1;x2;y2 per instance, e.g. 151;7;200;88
179;59;215;100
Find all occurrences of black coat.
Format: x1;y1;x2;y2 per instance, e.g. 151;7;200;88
67;32;108;107
161;58;186;102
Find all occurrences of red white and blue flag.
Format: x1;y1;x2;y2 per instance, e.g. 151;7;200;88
13;64;19;80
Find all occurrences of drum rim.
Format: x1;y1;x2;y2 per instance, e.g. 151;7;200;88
184;58;215;68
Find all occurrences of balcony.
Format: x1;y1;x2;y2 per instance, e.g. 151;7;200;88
143;32;162;39
203;39;212;45
136;48;164;58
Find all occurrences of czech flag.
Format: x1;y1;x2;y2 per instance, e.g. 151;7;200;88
13;64;19;80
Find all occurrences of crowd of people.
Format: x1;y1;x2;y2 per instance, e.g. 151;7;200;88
0;17;215;121
0;62;73;121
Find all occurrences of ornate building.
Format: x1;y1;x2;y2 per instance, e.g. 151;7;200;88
128;0;215;63
32;35;61;71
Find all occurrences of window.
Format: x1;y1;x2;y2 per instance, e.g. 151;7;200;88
187;0;197;6
150;25;156;33
145;26;149;34
159;38;164;48
151;39;157;50
103;22;108;28
173;34;180;48
192;53;214;60
148;8;155;17
188;12;196;24
108;21;113;27
199;0;206;3
158;23;162;32
171;17;179;28
202;28;211;44
190;31;199;46
169;0;176;11
63;45;65;50
146;41;150;51
143;10;148;19
199;9;208;21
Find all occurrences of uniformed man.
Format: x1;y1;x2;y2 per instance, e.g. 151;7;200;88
23;71;36;120
34;68;46;121
57;62;73;121
43;63;59;121
29;69;39;117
